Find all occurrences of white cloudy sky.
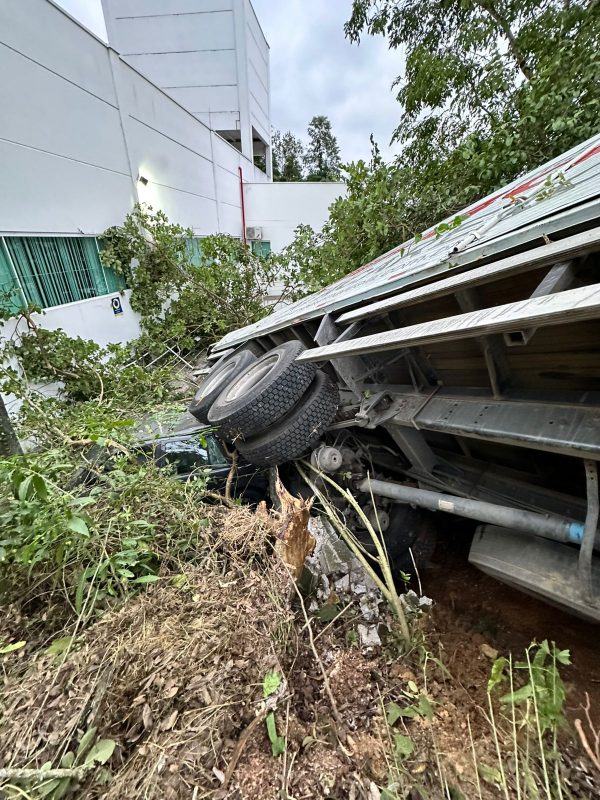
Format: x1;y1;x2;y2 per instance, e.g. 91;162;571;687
55;0;404;163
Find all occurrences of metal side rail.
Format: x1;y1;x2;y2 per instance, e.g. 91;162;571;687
381;392;600;460
296;282;600;362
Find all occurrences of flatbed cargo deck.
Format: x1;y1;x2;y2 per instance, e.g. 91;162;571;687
193;132;600;620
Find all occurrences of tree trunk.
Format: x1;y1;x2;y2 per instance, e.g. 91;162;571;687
0;394;21;456
477;1;533;83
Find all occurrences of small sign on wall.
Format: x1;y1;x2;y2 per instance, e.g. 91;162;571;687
111;296;123;315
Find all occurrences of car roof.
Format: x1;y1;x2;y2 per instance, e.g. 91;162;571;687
134;410;209;443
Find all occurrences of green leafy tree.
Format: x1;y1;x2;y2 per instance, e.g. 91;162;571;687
345;0;600;186
100;204;281;357
282;139;432;298
272;129;305;181
281;2;599;300
304;116;342;181
100;204;192;322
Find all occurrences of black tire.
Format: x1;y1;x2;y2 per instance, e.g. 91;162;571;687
188;349;257;424
236;371;339;466
355;504;424;562
355;505;437;577
208;340;317;441
395;523;438;578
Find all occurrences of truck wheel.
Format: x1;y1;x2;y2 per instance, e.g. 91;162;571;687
354;505;437;577
208;340;317;440
188;349;257;424
236;371;339;465
395;523;438;579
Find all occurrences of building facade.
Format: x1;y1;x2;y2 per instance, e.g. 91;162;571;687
0;0;344;373
102;0;272;172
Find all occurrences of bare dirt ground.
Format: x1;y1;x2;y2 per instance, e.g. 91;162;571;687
425;528;600;725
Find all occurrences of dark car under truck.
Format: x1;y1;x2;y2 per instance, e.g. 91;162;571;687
189;133;600;622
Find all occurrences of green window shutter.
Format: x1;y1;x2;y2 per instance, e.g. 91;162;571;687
251;240;271;258
2;237;124;309
185;237;204;267
0;240;24;314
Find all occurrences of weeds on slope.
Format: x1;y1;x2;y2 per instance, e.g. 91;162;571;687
0;395;597;798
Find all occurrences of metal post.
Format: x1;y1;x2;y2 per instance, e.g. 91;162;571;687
579;460;599;604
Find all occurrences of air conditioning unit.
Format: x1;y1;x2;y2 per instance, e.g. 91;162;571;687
245;226;263;241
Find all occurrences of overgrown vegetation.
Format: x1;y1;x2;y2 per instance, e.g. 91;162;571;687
0;300;596;798
0;194;288;623
0;203;282;419
0;399;208;625
0;2;598;794
100;204;281;357
0;377;590;797
278;0;600;295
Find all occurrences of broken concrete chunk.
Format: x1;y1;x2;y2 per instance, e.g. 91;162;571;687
307;517;356;574
401;590;433;614
358;624;381;648
334;575;351;594
359;595;382;623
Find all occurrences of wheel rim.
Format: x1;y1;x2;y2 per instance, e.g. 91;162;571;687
197;360;237;400
222;353;281;402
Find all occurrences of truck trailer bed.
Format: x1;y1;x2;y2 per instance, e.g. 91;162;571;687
206;133;600;620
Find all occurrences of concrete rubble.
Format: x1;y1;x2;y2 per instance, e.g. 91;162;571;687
304;516;433;647
305;516;383;647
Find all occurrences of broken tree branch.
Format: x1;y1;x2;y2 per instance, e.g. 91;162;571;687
0;766;88;781
575;692;600;772
475;1;533;82
225;450;238;504
204;490;236;509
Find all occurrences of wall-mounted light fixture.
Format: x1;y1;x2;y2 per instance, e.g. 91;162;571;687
137;173;149;186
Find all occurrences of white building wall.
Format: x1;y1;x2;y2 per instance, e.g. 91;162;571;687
0;0;135;235
245;1;270;149
0;0;267;241
0;0;269;357
102;0;271;167
3;291;142;351
243;182;346;252
0;0;344;368
103;0;238;135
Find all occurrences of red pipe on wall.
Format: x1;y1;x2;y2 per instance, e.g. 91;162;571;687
238;166;247;245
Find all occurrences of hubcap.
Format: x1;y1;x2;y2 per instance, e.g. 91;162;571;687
222;353;280;402
198;360;237;400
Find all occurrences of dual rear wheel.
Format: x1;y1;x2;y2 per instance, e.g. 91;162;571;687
189;341;339;466
189;340;436;575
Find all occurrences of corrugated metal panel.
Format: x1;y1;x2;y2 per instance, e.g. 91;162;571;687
338;226;600;323
214;133;600;352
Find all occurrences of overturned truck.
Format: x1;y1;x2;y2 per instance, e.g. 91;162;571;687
190;133;600;622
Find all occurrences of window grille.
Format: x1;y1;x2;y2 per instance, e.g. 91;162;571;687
251;240;271;258
0;240;24;313
0;237;124;311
